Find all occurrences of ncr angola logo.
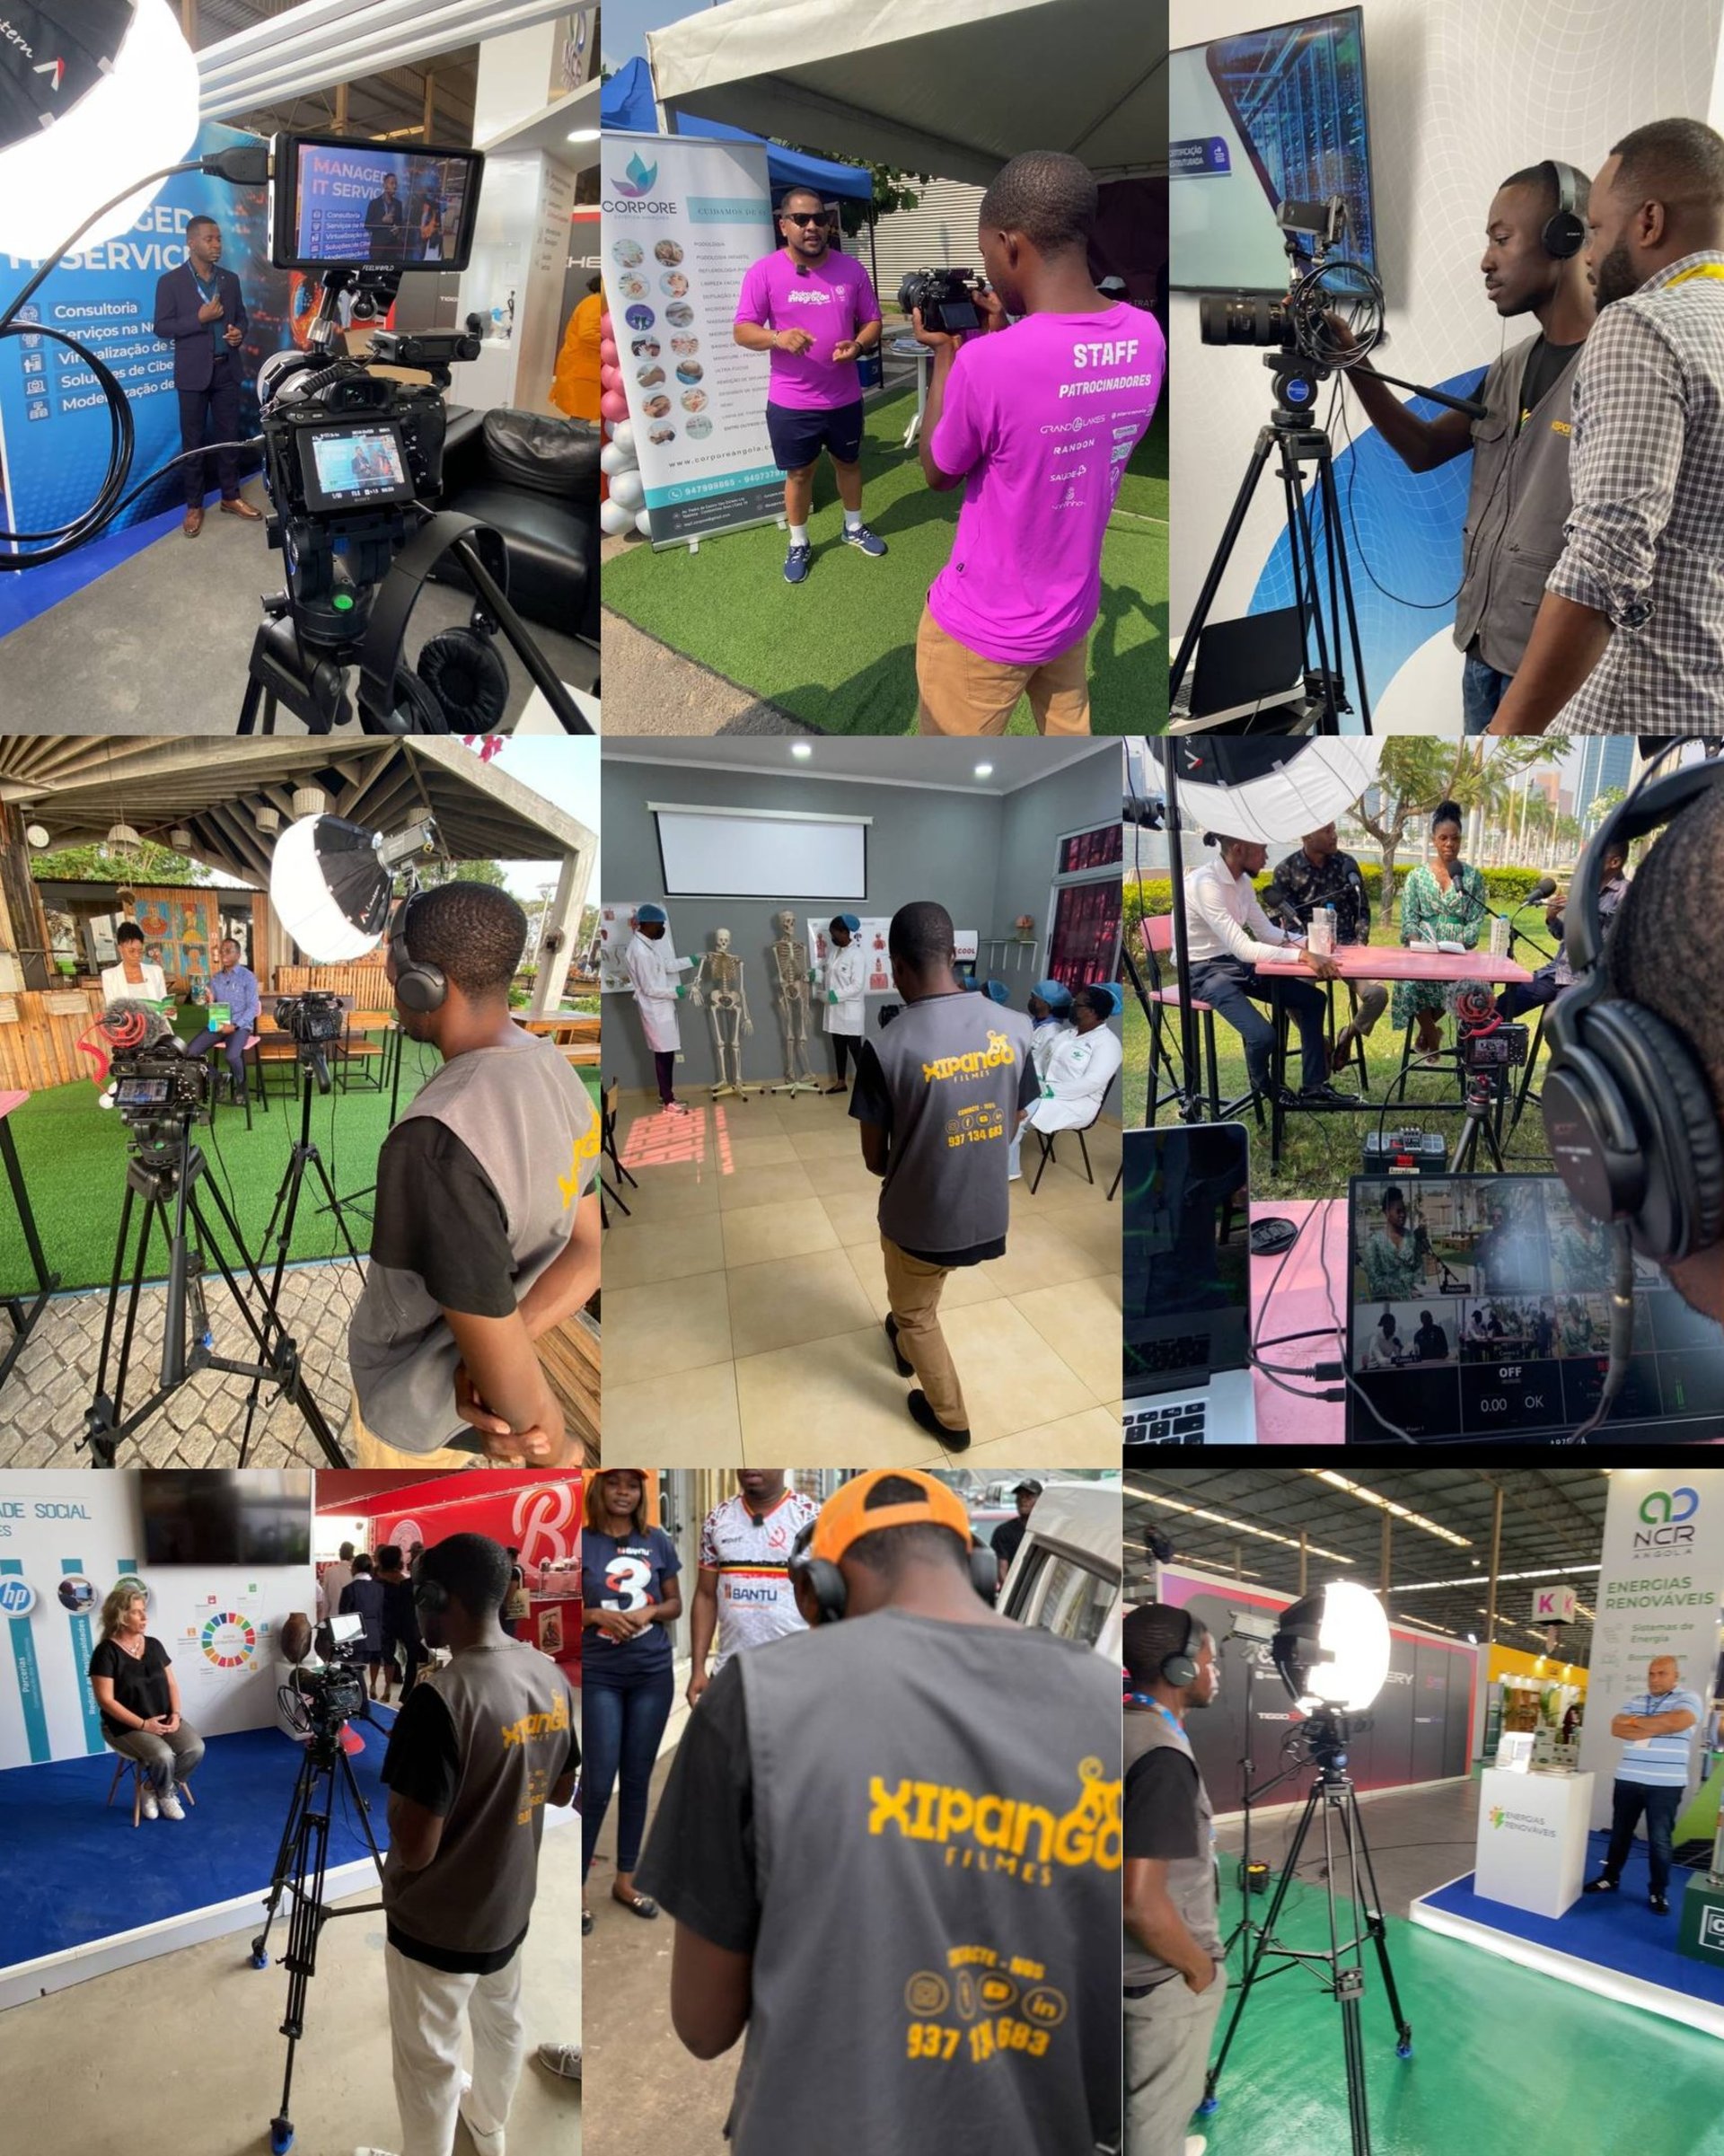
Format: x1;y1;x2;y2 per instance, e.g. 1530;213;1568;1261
1633;1485;1699;1556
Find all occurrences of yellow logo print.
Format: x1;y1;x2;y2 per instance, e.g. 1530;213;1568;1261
501;1697;570;1747
921;1029;1018;1085
866;1756;1121;1878
559;1121;600;1207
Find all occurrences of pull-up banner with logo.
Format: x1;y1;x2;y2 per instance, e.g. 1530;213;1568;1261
602;130;783;547
1578;1470;1724;1829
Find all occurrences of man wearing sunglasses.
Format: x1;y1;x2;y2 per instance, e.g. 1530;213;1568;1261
735;185;886;584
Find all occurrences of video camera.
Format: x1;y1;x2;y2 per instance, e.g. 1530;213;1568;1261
1454;981;1527;1074
898;267;985;336
110;1046;210;1133
1196;196;1385;416
272;990;347;1095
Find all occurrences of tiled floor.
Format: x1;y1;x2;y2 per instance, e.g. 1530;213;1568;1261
602;1085;1122;1465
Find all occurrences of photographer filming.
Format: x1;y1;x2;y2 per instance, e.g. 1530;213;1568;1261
346;884;601;1468
363;1532;578;2156
913;150;1165;736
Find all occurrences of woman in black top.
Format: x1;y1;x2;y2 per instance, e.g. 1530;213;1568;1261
374;1544;423;1703
88;1580;205;1821
339;1553;391;1701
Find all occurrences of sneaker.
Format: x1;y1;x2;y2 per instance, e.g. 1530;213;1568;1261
159;1791;186;1822
783;542;813;585
663;1099;691;1115
1649;1893;1670;1914
1186;2139;1209;2155
1582;1874;1618;1895
458;2072;505;2156
140;1789;159;1821
538;2044;582;2081
840;523;887;558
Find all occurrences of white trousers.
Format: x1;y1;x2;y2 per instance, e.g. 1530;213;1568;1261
384;1940;526;2156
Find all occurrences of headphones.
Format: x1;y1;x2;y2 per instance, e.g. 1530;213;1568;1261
411;1563;450;1615
1539;160;1588;260
357;515;514;734
1159;1607;1201;1690
1541;757;1724;1264
389;889;447;1014
787;1499;998;1625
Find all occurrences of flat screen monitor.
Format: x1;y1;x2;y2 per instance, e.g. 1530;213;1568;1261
139;1470;313;1565
1124;1123;1253;1398
271;133;482;272
298;420;418;513
1170;7;1377;295
1345;1174;1724;1442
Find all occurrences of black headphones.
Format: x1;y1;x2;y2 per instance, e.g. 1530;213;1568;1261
389;889;447;1015
411;1562;450;1615
787;1521;998;1624
1160;1607;1201;1689
1541;758;1724;1264
1539;160;1588;260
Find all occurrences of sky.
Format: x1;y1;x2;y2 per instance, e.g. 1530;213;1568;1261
488;739;601;904
605;0;708;72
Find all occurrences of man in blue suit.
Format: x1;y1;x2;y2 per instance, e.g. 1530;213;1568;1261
153;216;263;538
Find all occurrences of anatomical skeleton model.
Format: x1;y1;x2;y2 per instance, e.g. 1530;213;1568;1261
690;927;752;1098
769;908;818;1095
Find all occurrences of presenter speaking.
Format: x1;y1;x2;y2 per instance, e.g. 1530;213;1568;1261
153;217;261;540
1582;1653;1703;1914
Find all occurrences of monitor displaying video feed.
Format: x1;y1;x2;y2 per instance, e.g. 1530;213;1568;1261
140;1471;312;1565
271;134;482;272
1346;1175;1724;1443
1124;1123;1252;1395
299;422;417;513
1170;6;1377;294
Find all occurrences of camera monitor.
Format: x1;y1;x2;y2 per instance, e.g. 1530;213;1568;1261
297;420;418;515
271;133;483;272
1170;6;1377;294
113;1078;172;1106
1345;1173;1724;1443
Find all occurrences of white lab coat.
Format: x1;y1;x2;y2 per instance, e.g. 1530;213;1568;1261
625;932;684;1053
1027;1024;1122;1131
822;943;866;1034
1030;1016;1075;1081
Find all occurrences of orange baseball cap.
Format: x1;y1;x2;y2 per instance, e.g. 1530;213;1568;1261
809;1469;972;1565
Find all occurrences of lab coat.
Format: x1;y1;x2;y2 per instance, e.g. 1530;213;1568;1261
625;933;685;1053
822;943;866;1034
1027;1024;1122;1131
1030;1016;1074;1081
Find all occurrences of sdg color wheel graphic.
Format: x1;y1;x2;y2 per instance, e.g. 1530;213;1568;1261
201;1611;258;1668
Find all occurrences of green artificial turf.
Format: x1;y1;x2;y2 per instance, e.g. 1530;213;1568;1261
602;385;1166;735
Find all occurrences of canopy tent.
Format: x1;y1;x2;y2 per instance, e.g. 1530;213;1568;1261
601;53;873;201
645;0;1169;189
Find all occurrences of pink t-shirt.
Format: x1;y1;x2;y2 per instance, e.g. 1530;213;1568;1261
734;248;882;411
928;303;1165;664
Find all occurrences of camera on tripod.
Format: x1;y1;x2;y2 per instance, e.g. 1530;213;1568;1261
1454;982;1526;1075
110;1045;209;1134
273;990;346;1051
898;266;986;336
1196;196;1385;418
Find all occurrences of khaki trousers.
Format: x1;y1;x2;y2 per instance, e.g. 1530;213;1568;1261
347;1394;484;1470
915;605;1091;736
881;1235;969;1432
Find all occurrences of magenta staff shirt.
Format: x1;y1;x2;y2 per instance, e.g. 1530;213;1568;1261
734;248;882;411
928;303;1166;665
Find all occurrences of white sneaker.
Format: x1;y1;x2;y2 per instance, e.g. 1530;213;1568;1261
1185;2138;1208;2155
457;2073;505;2156
140;1789;159;1821
159;1791;186;1822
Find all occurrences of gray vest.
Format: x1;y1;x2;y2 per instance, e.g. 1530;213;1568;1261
382;1635;576;1955
869;995;1035;1254
729;1610;1122;2155
349;1029;597;1446
1454;332;1579;675
1123;1707;1220;1989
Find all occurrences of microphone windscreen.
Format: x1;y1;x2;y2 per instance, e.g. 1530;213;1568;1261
101;999;176;1049
1528;876;1558;902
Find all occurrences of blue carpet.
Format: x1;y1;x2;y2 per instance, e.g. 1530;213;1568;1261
1421;1827;1724;2006
0;1714;397;1970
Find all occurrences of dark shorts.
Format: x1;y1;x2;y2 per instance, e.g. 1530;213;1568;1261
766;398;864;470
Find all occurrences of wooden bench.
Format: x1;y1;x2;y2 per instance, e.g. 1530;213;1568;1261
540;1311;600;1467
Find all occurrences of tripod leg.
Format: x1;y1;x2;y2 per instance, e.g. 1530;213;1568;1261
1169;430;1276;706
1289;448;1344;735
339;1742;388;1875
1324;1788;1375;2156
110;1194;161;1429
92;1179;139;1402
251;1748;315;1967
1346;1789;1412;2055
1202;1781;1322;2111
1319;453;1377;736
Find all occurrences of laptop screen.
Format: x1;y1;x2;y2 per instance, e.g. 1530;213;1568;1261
1124;1124;1253;1396
1345;1173;1724;1441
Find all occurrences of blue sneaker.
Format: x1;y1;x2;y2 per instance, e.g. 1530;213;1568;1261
783;542;813;585
840;523;888;558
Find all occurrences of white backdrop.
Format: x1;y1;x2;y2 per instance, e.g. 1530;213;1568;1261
1167;0;1724;734
1577;1468;1724;1829
0;1475;313;1768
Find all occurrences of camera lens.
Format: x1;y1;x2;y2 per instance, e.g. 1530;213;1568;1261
1198;294;1289;347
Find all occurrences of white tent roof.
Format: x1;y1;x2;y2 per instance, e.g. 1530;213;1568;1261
646;0;1168;188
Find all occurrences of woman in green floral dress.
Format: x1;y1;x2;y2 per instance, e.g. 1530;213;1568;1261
1394;800;1486;1055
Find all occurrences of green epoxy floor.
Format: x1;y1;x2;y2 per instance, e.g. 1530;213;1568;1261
1192;1875;1724;2156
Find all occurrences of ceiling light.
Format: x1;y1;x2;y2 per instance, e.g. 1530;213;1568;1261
567;127;600;142
255;806;281;836
1389;1562;1600;1594
169;826;192;850
791;744;813;760
1272;1581;1390;1713
974;762;994;779
1126;1484;1354;1565
105;822;142;854
291;786;328;822
1306;1469;1472;1547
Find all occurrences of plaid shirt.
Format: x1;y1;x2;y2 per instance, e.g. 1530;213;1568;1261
1548;252;1724;735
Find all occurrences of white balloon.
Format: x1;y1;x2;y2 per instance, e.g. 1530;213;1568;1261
599;442;633;477
636;508;654;535
611;421;635;455
609;469;646;512
599;498;635;536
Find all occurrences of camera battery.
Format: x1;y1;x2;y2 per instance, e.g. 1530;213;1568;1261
1362;1130;1447;1176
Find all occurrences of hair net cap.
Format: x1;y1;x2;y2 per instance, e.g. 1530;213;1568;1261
1032;978;1073;1011
982;978;1010;1004
837;912;861;932
1087;981;1123;1017
636;903;667;925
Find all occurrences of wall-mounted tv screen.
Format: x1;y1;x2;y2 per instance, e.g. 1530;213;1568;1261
139;1471;313;1566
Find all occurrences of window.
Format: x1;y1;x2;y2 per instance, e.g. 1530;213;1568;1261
1013;1550;1113;1653
1059;824;1122;876
1046;820;1123;992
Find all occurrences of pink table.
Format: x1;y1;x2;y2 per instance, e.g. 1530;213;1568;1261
1250;1200;1347;1443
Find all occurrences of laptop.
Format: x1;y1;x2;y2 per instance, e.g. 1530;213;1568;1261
1168;604;1311;735
1122;1123;1259;1448
1344;1172;1724;1442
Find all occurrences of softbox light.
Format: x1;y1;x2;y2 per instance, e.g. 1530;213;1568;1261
1272;1580;1391;1714
270;815;393;963
1171;739;1381;847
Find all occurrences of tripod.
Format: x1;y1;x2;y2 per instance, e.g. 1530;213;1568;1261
1449;1069;1507;1174
250;1690;388;2156
1201;1726;1412;2156
84;1113;346;1468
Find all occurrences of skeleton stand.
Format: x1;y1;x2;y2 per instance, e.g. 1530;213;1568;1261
691;940;752;1100
769;913;819;1097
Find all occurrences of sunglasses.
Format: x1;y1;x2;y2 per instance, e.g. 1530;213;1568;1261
781;211;828;227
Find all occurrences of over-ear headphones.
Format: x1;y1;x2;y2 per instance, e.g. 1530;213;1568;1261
1539;160;1588;260
1541;757;1724;1264
412;1562;450;1615
787;1476;998;1624
1160;1607;1200;1690
389;889;447;1014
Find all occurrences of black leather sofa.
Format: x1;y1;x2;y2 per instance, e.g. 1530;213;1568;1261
434;406;600;640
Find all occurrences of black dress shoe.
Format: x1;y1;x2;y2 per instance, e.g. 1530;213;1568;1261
907;1389;970;1450
1582;1874;1618;1895
1300;1081;1356;1107
884;1313;914;1377
1649;1893;1669;1914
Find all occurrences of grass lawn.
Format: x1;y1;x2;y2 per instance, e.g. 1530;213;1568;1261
1122;917;1560;1201
602;384;1166;736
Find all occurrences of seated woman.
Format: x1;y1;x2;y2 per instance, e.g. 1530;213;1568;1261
1009;981;1124;1180
89;1580;204;1820
1394;800;1486;1059
99;921;170;1008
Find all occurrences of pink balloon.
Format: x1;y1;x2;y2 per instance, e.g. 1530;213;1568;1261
600;390;629;421
600;363;621;392
599;338;618;366
599;312;612;337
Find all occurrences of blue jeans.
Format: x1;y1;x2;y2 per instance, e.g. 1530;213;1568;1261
1462;653;1512;736
1191;957;1328;1096
581;1666;674;1881
184;1027;248;1087
1605;1777;1681;1897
